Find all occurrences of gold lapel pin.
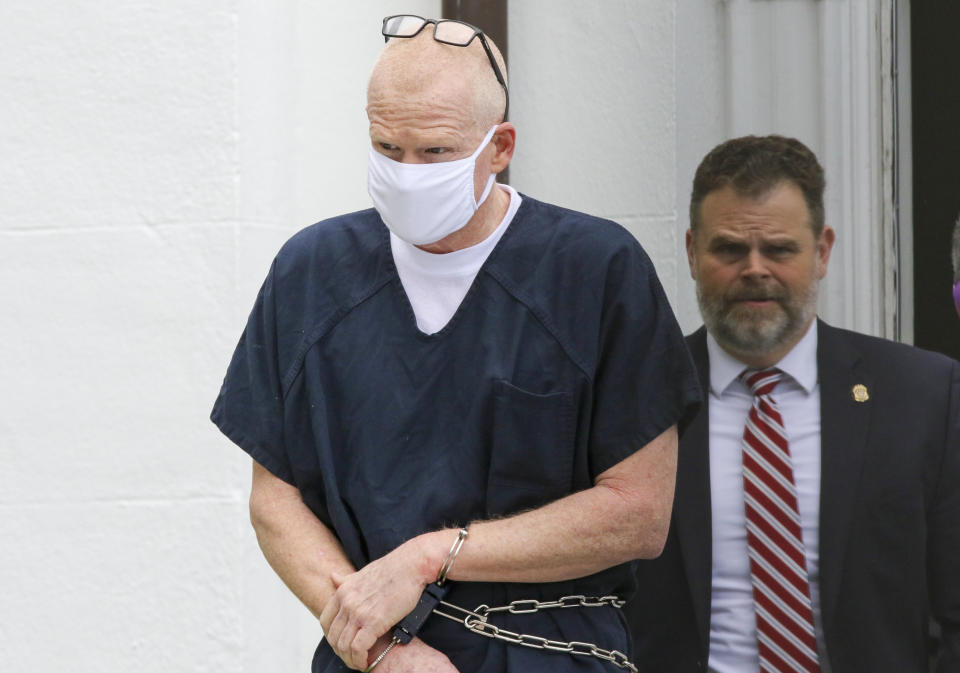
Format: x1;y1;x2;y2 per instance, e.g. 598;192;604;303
852;384;870;403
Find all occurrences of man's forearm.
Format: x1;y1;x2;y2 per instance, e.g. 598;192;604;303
434;470;670;584
249;460;355;618
250;462;459;671
410;424;678;586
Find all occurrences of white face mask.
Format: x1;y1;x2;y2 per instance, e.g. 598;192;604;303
367;125;499;245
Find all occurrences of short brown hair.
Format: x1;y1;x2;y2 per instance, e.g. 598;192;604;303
690;135;826;236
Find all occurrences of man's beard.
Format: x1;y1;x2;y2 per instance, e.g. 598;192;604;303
696;277;819;356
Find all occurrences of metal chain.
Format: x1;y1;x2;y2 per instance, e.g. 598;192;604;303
431;595;638;673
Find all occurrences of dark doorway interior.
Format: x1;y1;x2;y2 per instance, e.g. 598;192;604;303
441;0;506;64
911;1;960;361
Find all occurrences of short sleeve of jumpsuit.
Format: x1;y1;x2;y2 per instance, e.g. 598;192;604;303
211;195;702;673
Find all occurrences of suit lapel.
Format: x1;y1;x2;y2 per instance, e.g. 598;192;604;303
675;327;714;656
816;320;872;637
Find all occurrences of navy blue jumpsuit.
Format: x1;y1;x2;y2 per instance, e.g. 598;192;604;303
212;195;701;672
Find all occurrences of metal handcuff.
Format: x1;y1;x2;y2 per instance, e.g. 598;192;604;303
364;527;638;673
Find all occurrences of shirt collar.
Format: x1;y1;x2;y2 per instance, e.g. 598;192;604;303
707;319;819;395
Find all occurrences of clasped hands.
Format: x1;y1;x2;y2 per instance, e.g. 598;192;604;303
319;533;458;671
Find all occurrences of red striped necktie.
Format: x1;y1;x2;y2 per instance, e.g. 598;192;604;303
740;368;820;673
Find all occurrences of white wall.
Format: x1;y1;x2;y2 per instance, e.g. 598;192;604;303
510;0;684;321
1;2;246;671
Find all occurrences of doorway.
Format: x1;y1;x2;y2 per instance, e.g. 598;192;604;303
911;1;960;360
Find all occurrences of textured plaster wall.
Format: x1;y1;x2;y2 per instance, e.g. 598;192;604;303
1;2;246;670
2;2;695;671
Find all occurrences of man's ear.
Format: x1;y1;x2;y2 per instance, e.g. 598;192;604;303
490;123;516;174
816;226;836;279
686;228;698;280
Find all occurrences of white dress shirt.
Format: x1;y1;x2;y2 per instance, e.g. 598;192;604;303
706;321;831;672
391;184;521;335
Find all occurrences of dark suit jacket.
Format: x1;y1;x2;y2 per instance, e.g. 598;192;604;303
626;320;960;673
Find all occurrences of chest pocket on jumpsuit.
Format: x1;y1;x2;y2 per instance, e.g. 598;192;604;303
486;379;575;518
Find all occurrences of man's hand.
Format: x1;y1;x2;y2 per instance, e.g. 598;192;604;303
369;635;459;673
319;536;441;670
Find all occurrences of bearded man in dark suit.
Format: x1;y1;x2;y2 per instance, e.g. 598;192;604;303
626;135;959;673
